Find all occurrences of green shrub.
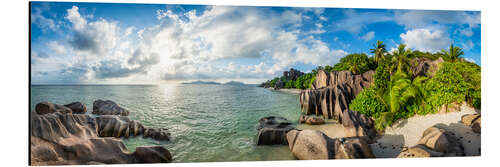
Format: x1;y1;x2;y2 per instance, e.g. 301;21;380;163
294;73;315;89
349;86;388;118
284;80;295;89
269;77;279;87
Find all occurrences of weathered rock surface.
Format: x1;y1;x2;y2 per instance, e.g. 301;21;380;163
300;70;374;119
398;126;464;158
256;116;295;145
64;102;87;114
410;57;444;78
93;100;130;116
30;112;172;165
342;110;377;143
35;102;72;115
438;102;463;114
462;114;481;134
96;115;170;141
298;115;325;125
286;129;375;160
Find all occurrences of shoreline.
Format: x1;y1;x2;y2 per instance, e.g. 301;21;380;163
266;88;302;94
299;104;481;158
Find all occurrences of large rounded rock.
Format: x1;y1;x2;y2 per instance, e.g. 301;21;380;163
93;100;130;116
64;102;87;114
134;146;172;163
96;115;145;138
256;116;295;145
305;116;325;125
333;137;375;159
35;102;72;115
462;114;481;134
399;126;464;158
287;129;332;160
342;110;377;143
143;128;171;141
417;127;449;153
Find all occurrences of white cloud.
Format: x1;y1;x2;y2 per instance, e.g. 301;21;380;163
31;7;57;32
400;29;451;52
48;41;66;55
462;40;475;50
335;9;392;34
361;31;375;41
464;58;476;63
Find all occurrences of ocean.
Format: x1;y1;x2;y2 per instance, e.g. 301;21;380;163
30;84;302;162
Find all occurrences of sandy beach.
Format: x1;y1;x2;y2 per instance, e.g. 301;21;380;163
271;88;302;94
300;104;481;158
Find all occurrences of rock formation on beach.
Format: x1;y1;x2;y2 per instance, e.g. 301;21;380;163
299;115;325;125
398;126;465;158
93;99;130;116
461;114;481;134
31;100;172;165
286;129;375;159
256;116;296;145
300;70;374;119
64;102;87;114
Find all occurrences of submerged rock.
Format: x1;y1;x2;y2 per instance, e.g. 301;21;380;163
256;116;295;145
30;112;173;165
64;102;87;114
93;100;130;116
286;129;375;160
35;102;72;115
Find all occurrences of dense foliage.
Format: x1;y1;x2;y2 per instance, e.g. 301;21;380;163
295;73;316;89
332;53;376;74
349;42;481;131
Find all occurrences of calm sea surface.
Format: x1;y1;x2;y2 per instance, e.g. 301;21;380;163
30;84;301;162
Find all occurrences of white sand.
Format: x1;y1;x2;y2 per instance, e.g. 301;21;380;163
299;104;481;158
370;104;481;158
269;88;302;94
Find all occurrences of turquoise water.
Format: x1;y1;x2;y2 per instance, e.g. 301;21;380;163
30;84;302;162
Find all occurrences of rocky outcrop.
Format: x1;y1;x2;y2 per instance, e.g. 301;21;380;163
286;129;375;160
35;102;72;115
410;57;444;78
30;112;172;165
64;102;87;114
96;115;170;141
462;114;481;134
342;110;377;143
298;115;325;125
256;116;295;145
300;70;374;119
398;126;464;158
93;100;130;116
258;68;304;89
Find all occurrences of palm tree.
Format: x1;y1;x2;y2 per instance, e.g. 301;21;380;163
441;44;464;62
392;44;412;73
370;40;387;64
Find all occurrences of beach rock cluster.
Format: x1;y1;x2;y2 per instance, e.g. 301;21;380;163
461;114;481;134
342;110;377;143
300;70;374;119
398;126;464;158
286;129;375;160
31;100;172;165
298;115;325;125
93;99;130;116
256;116;296;145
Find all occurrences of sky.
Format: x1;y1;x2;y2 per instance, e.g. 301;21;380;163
30;2;481;84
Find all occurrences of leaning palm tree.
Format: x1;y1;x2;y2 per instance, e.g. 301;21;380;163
441;44;464;62
392;44;412;73
370;40;387;64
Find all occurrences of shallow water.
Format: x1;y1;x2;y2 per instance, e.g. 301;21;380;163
30;84;301;162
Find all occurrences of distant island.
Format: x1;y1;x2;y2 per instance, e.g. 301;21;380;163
223;81;246;85
181;80;221;85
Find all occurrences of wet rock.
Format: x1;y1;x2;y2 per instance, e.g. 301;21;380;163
93;100;130;116
134;146;172;163
35;102;72;115
256;116;295;145
143;128;171;141
96;115;170;141
64;102;87;114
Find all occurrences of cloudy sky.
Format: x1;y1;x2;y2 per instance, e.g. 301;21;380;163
30;2;481;84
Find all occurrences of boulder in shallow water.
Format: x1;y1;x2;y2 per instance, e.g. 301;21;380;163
143;128;171;141
256;116;295;145
93;99;130;116
134;146;173;163
96;115;145;138
35;101;72;115
64;102;87;114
